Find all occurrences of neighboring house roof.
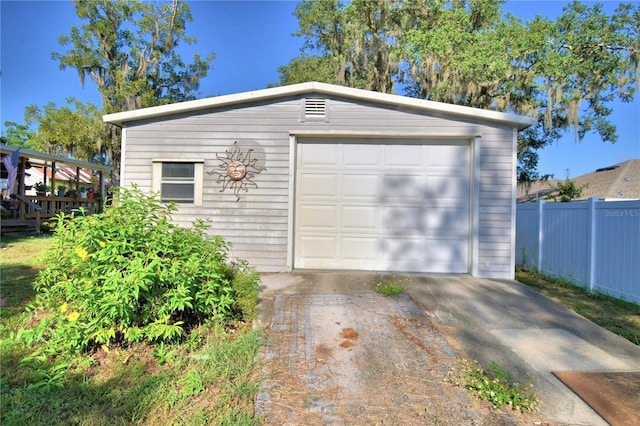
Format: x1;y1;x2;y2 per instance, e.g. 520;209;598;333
23;166;97;195
27;166;95;185
103;81;537;130
517;159;640;202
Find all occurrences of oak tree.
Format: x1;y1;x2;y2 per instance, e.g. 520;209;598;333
279;0;639;182
52;0;214;183
24;98;103;162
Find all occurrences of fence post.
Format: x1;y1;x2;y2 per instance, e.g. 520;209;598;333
586;197;598;292
35;211;41;234
536;200;545;271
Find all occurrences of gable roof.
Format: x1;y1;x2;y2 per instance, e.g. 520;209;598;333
517;159;640;202
103;81;536;130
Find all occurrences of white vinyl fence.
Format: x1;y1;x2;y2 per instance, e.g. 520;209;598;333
516;198;640;304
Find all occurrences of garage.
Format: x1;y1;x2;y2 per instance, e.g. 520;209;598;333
105;81;536;279
295;139;471;273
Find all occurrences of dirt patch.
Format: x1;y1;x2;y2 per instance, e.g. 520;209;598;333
339;340;355;349
339;327;359;349
257;293;553;425
340;327;359;339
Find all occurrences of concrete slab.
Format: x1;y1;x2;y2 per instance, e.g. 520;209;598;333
490;328;638;372
488;328;639;425
408;275;640;425
256;272;640;425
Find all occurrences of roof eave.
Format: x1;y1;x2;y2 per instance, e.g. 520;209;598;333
0;144;113;171
102;81;537;130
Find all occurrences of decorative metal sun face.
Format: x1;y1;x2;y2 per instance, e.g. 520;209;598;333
208;141;265;201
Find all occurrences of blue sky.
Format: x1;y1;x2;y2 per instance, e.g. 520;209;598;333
1;0;638;179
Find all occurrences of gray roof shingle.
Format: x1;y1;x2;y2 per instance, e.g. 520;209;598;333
517;159;640;202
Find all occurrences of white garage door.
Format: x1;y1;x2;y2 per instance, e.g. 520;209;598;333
294;140;471;273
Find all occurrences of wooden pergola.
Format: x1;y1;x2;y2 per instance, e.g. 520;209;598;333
1;144;113;233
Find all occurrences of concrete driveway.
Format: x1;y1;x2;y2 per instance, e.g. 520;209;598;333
255;272;640;425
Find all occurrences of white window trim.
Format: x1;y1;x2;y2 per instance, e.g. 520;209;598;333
152;159;204;206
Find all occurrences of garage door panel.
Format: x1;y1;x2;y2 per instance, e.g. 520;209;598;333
426;238;469;258
424;206;469;233
298;236;336;261
298;205;337;230
428;144;470;168
299;173;339;197
383;206;424;233
385;145;424;167
422;259;468;274
342;174;380;198
295;141;471;273
383;174;425;200
299;144;339;167
342;206;379;231
426;175;470;198
341;237;378;263
343;145;380;166
383;238;424;262
425;239;469;273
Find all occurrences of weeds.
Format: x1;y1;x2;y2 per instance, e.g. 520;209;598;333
151;342;176;366
375;276;409;297
446;359;539;413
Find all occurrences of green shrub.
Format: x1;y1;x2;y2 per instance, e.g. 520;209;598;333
16;186;259;358
227;260;261;320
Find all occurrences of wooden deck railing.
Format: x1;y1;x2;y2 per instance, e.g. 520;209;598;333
25;196;98;219
15;194;44;231
2;196;99;234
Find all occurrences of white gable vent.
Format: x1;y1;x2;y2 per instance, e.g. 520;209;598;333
301;97;329;122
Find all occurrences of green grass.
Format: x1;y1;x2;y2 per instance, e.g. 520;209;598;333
516;269;640;346
0;234;265;425
375;276;409;297
0;234;54;337
1;326;264;425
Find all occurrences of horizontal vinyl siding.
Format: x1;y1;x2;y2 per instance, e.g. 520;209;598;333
123;102;296;271
122;96;517;276
476;127;517;278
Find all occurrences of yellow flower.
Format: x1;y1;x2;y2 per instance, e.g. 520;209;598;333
60;303;68;314
75;247;89;262
99;241;106;248
85;280;94;286
68;312;80;322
